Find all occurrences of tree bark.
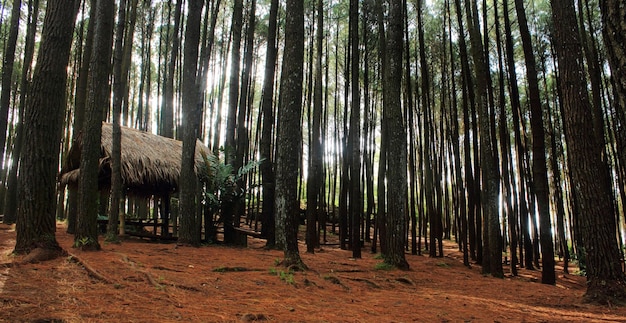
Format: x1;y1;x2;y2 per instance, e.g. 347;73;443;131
178;0;205;246
76;0;115;251
259;0;278;248
514;0;555;284
550;0;626;304
382;0;409;270
106;0;128;242
160;0;183;139
14;0;79;255
3;0;39;225
275;0;306;269
0;0;21;159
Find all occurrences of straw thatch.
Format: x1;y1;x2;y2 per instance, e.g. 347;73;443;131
60;123;212;196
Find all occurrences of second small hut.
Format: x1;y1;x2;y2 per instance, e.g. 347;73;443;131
60;122;214;239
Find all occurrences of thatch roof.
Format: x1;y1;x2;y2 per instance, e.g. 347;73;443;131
60;123;212;196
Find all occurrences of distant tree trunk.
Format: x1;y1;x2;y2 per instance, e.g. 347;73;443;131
502;0;533;270
403;0;417;255
107;0;128;241
382;0;409;270
222;0;243;243
161;0;183;139
514;0;555;284
0;0;21;161
225;0;243;162
453;0;477;263
464;0;502;277
550;0;626;304
14;0;79;255
121;0;138;127
493;0;515;275
348;0;361;259
275;0;306;269
417;0;438;258
546;89;569;274
67;1;96;235
371;0;386;256
362;4;375;244
178;0;204;246
233;0;256;230
259;0;278;248
445;0;467;266
3;0;39;225
76;0;115;251
306;0;324;254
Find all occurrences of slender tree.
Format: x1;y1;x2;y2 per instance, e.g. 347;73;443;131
306;0;324;254
259;0;279;247
161;0;183;139
178;0;205;246
107;0;128;241
382;0;409;270
75;0;115;251
3;0;39;225
348;0;361;259
14;0;79;255
0;0;21;162
514;0;555;284
275;0;306;269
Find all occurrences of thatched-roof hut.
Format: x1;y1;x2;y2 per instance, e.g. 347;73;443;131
60;123;212;196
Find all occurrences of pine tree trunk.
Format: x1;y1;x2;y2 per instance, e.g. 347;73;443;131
0;0;22;159
514;0;555;284
14;0;79;255
3;0;39;225
348;0;361;259
382;0;409;270
107;0;127;241
76;0;115;251
178;0;204;246
551;0;626;304
160;0;183;139
259;0;278;248
275;0;306;269
306;0;324;254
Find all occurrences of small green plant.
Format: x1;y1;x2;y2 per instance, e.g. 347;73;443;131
374;262;394;271
74;236;98;249
274;258;281;266
279;270;295;284
436;262;450;268
269;267;295;284
213;266;248;272
373;253;384;260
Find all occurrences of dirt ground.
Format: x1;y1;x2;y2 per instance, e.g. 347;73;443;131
1;223;625;322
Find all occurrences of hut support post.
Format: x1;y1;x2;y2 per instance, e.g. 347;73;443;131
162;194;170;237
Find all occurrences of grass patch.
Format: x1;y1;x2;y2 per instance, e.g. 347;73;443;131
436;262;450;268
213;266;249;273
375;262;395;271
269;268;295;285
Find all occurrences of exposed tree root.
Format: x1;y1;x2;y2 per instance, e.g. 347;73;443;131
67;253;113;284
344;276;381;289
141;270;163;289
21;248;66;264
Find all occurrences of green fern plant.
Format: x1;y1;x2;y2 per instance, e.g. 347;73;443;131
198;149;264;209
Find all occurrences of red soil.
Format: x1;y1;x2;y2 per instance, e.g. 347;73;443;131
1;222;625;322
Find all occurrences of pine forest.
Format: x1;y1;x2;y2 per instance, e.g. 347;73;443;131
1;0;626;320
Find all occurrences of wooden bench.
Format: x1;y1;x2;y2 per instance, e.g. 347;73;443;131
233;227;263;247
